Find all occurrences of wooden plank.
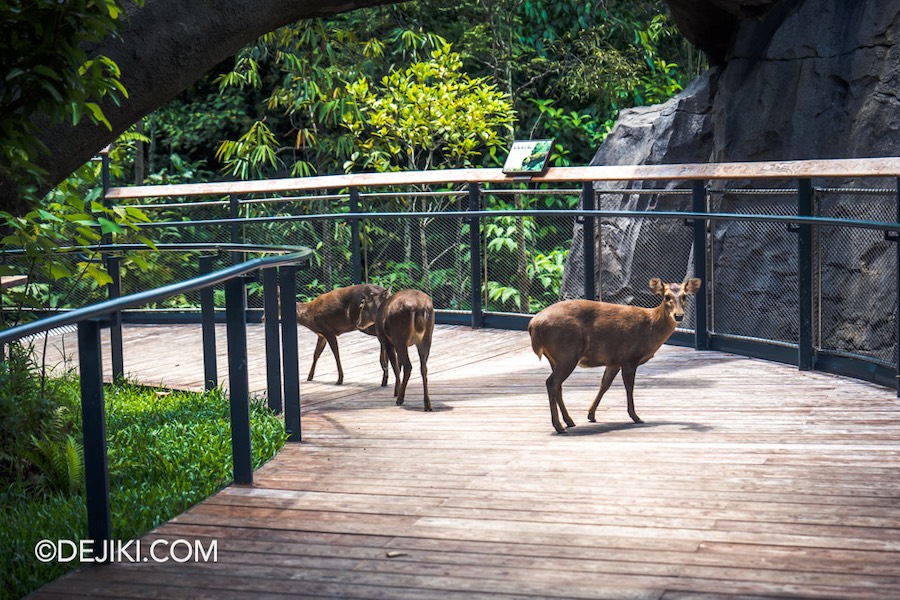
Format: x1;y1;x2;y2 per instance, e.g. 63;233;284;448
28;324;900;599
104;158;900;200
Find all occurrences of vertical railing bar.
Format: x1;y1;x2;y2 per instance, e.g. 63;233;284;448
280;266;302;442
229;194;242;266
798;178;814;371
107;255;124;380
349;187;362;285
77;319;112;555
199;255;218;391
692;180;709;351
582;181;596;300
224;275;253;485
468;183;483;328
262;267;283;414
895;178;900;397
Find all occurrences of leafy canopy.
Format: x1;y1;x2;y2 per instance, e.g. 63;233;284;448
342;44;515;172
0;0;142;196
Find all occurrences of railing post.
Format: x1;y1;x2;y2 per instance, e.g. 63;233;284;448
279;266;302;442
225;274;253;485
895;178;900;397
582;181;596;300
349;187;362;285
798;178;814;371
229;194;242;266
263;267;283;414
468;183;483;328
199;255;218;391
107;255;125;380
692;180;710;351
77;319;112;555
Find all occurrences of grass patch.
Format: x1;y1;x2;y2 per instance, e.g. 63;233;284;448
0;379;288;600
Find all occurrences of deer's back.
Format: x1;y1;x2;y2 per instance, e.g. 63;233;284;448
530;299;665;367
308;284;385;335
380;290;434;346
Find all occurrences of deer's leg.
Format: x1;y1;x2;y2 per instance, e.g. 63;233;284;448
621;365;643;423
324;334;343;385
379;343;389;387
417;339;431;412
308;336;327;381
545;360;576;433
394;344;413;406
383;341;400;396
588;366;620;422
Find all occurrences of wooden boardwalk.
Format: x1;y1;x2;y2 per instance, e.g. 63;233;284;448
30;323;900;599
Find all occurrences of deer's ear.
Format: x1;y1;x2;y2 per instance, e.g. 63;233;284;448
649;278;664;295
684;278;702;295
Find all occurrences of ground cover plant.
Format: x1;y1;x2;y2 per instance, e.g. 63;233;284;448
0;345;288;600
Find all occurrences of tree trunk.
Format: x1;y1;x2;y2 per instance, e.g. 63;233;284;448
0;0;403;214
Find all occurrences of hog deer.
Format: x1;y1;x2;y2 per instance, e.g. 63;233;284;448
293;284;388;385
357;289;435;411
528;278;701;433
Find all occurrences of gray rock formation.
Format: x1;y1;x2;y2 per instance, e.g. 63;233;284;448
562;0;899;363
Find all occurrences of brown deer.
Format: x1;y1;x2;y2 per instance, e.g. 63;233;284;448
292;284;388;385
528;278;701;433
357;289;435;411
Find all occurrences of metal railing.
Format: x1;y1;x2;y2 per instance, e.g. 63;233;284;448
84;159;900;393
0;244;311;555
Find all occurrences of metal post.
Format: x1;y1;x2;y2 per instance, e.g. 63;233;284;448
349;187;362;285
895;178;900;397
107;255;124;380
263;267;283;414
229;195;241;266
77;320;112;554
224;275;253;485
279;266;301;442
692;180;710;351
100;147;112;249
468;183;483;328
798;178;814;371
199;255;218;391
582;181;596;300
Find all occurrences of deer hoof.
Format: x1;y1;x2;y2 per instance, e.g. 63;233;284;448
631;416;644;424
396;398;405;406
424;407;433;412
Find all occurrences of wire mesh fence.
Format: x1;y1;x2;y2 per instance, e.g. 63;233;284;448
815;187;897;365
16;177;893;380
709;187;799;345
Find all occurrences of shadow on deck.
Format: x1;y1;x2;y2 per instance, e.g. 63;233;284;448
31;324;900;599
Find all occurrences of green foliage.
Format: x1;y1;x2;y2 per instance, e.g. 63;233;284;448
343;44;515;172
24;433;85;496
0;379;287;599
0;0;144;197
0;343;80;485
0;160;154;320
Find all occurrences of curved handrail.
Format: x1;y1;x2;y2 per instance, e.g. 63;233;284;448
0;247;311;344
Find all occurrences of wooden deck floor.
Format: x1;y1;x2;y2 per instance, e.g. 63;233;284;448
30;323;900;599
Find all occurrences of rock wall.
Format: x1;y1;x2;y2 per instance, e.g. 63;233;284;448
562;0;900;361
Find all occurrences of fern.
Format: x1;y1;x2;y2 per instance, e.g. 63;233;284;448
25;433;85;496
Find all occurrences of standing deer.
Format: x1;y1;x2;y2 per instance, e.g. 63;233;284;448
357;289;435;411
293;284;388;385
528;278;701;433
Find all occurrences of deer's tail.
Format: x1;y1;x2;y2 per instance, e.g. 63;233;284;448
528;320;544;361
412;307;431;338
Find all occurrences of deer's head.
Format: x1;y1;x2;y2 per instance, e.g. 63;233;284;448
649;278;701;323
356;288;390;330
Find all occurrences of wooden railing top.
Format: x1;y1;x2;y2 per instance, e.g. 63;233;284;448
105;157;900;200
